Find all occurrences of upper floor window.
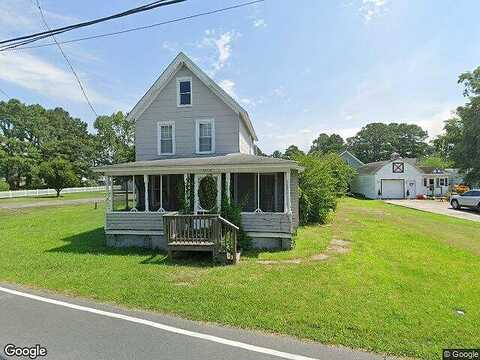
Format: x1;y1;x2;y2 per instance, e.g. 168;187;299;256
196;119;215;154
392;162;404;173
157;121;175;155
177;77;192;107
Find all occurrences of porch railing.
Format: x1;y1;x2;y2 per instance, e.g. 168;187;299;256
163;214;239;264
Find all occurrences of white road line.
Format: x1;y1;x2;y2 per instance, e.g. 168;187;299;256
0;286;318;360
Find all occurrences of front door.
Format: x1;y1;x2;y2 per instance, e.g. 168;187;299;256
407;180;416;199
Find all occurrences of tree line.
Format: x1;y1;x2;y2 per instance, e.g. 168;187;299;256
272;65;480;185
0;99;134;192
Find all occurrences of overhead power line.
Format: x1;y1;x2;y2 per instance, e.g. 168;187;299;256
33;0;98;117
1;0;264;52
0;88;9;99
0;0;186;51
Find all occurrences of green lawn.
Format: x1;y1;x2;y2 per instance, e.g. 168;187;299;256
0;191;105;205
0;198;479;359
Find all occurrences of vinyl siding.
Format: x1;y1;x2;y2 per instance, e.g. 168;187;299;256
239;118;254;154
241;213;292;233
105;212;165;232
135;65;240;160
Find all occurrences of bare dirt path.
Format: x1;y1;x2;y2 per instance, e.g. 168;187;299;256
0;197;104;210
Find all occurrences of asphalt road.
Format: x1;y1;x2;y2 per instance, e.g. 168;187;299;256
0;284;388;360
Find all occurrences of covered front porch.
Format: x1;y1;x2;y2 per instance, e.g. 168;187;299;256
95;154;301;258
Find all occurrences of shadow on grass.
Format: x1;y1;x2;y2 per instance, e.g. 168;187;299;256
47;227;213;267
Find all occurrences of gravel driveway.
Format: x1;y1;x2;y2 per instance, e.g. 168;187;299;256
385;199;480;222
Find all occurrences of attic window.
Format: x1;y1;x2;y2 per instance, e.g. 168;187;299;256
177;77;192;106
392;162;404;173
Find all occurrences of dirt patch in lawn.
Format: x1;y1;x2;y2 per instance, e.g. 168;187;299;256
257;238;351;265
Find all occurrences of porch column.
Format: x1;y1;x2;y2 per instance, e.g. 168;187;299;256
285;170;292;214
158;175;165;212
225;172;231;200
255;172;261;212
132;175;137;210
216;174;222;210
184;173;190;212
144;174;149;212
106;176;113;212
193;174;199;213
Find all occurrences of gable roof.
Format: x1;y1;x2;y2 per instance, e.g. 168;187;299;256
339;150;364;168
357;157;449;176
126;52;258;141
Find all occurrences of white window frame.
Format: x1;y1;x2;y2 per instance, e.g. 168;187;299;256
195;118;215;154
177;76;192;107
157;121;175;156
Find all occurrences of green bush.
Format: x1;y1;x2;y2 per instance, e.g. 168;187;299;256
221;196;252;250
0;179;10;191
294;153;356;225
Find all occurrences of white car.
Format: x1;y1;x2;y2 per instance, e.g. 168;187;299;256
450;190;480;211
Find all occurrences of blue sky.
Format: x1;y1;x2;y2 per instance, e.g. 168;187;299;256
0;0;479;153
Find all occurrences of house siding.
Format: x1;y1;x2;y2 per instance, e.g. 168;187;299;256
105;212;165;232
135;65;240;160
239;118;254;154
241;213;292;233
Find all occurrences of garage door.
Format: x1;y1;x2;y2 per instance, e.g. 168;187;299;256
381;179;404;199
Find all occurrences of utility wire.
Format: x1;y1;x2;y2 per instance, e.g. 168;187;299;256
0;0;186;51
0;88;9;99
1;0;264;52
33;0;98;116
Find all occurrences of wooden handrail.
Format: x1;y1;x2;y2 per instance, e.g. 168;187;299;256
218;216;239;230
164;214;239;264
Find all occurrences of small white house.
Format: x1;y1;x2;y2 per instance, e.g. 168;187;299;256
349;153;451;199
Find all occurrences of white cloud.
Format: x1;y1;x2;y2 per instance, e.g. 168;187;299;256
360;0;389;23
0;51;113;106
162;41;179;53
272;86;287;98
198;30;240;75
253;19;267;28
218;79;236;97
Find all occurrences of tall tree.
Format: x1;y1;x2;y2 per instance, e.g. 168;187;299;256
271;150;283;158
347;122;429;163
346;123;394;163
94;112;135;165
452;66;480;183
432;117;463;162
40;158;78;197
388;123;429;158
309;133;344;154
283;145;305;160
0;99;95;189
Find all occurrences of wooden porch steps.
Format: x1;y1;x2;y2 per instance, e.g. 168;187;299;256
164;214;239;264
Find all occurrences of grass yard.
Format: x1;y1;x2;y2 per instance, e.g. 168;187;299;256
0;198;479;359
0;191;104;205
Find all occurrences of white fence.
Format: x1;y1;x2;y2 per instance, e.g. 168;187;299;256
0;186;105;199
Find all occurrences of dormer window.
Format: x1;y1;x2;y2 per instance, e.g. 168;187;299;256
177;77;192;106
196;119;215;154
392;162;404;173
158;121;175;155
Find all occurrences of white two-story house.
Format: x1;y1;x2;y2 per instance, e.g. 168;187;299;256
94;53;301;257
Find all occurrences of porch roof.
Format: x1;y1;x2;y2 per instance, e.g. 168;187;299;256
93;153;303;175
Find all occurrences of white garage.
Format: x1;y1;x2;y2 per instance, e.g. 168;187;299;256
381;179;405;199
350;155;426;199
